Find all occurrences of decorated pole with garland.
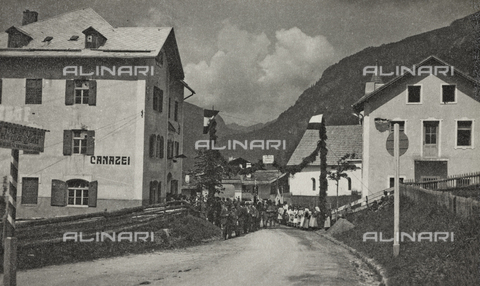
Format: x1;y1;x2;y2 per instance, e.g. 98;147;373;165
273;114;328;224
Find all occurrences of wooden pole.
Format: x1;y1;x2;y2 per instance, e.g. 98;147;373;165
4;149;19;286
393;124;400;257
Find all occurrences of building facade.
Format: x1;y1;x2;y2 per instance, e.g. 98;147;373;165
353;56;480;198
0;9;187;218
287;115;363;207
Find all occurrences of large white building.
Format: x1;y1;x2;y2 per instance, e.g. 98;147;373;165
0;8;189;218
353;56;480;197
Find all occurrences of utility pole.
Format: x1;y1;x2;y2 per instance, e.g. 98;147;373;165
393;123;400;257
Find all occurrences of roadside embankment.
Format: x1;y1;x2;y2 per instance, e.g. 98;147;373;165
1;215;222;272
332;197;479;285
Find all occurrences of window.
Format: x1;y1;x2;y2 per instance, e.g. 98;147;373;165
174;101;179;121
156;51;164;66
159;136;164;159
171;180;178;194
407;85;421;103
21;177;38;204
149;134;156;158
167;139;173;159
67;179;89;206
174;141;179;157
26;79;42;104
347;177;352;190
442;85;456;103
156;135;162;158
0;79;2;104
311;178;316;191
73;130;88;154
66;80;96;105
63;130;95;156
457;120;472;147
51;179;97;207
389;121;405;133
74;80;90;104
389;177;405;188
153;87;163;112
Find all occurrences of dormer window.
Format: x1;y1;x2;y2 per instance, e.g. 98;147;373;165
5;26;32;48
69;35;79;41
43;36;53;42
82;26;107;49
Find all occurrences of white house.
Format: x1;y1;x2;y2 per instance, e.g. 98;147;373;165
352;56;480;198
0;9;189;218
287;114;363;207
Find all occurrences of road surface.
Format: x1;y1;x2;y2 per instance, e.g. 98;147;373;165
13;227;380;286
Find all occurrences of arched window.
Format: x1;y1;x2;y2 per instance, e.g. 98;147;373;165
149;134;156;158
311;178;316;191
347;177;352;190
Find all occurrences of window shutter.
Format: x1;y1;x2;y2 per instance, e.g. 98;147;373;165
160;136;164;159
21;177;39;204
88;80;97;106
51;179;67;206
86;130;95;155
65;80;74;105
88;180;98;207
63;130;73;155
36;79;42;104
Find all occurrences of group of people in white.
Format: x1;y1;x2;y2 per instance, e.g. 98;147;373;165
277;204;330;230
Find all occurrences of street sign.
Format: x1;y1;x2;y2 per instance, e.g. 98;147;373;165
0;121;48;152
386;131;408;156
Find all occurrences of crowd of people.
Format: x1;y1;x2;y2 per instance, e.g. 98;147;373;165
187;195;328;239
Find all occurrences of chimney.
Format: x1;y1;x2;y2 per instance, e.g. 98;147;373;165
22;10;38;26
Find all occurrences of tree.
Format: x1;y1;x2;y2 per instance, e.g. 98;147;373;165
327;153;358;213
193;149;226;199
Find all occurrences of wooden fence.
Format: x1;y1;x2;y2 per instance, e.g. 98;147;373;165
400;184;480;219
1;200;196;247
404;171;480;190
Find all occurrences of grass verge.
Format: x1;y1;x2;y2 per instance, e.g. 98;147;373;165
333;197;479;285
1;215;221;272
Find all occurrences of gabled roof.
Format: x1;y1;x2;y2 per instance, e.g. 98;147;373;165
0;8;181;76
287;125;362;166
352;55;479;112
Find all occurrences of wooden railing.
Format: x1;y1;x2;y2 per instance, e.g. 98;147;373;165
1;200;196;247
403;171;480;190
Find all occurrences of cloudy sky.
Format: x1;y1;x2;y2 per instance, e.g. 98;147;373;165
0;0;476;125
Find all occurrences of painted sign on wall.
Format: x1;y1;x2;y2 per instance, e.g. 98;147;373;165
0;121;47;152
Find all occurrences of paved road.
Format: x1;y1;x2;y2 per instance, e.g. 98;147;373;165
13;227;380;286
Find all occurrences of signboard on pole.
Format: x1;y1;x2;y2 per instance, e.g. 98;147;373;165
386;131;408;157
262;155;274;164
0;121;48;286
0;121;48;152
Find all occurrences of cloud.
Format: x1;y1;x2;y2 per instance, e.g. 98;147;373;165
184;21;335;125
135;7;175;27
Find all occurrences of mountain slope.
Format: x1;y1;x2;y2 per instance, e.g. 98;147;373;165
217;11;480;164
